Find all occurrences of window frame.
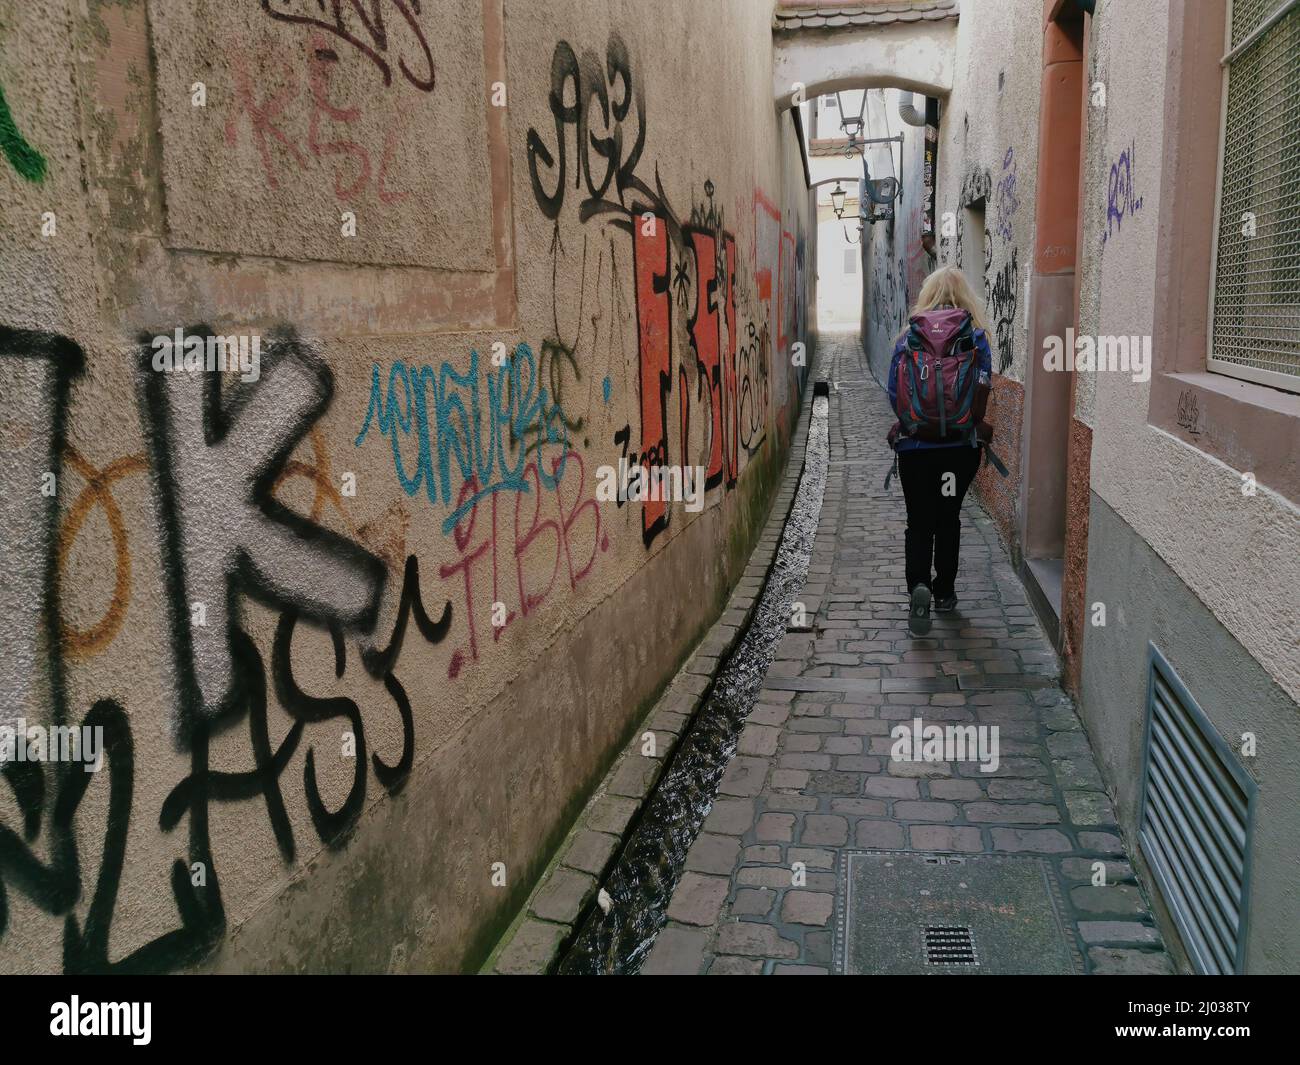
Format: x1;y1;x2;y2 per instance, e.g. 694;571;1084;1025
1204;0;1300;394
1146;0;1300;503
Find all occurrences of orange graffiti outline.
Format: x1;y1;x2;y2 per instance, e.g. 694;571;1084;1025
57;447;148;657
272;427;360;533
57;429;356;659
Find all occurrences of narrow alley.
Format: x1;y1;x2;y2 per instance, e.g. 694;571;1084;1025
492;330;1177;978
643;332;1172;975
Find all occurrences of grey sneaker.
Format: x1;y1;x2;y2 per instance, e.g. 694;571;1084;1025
935;595;958;612
908;585;932;636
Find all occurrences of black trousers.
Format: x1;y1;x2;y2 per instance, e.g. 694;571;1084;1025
898;445;981;599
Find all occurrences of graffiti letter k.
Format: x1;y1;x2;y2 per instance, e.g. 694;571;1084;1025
137;327;385;726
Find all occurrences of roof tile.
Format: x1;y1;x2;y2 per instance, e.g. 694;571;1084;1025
774;0;958;30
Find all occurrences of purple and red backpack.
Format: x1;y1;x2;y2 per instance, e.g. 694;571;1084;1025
892;307;988;443
884;308;1007;487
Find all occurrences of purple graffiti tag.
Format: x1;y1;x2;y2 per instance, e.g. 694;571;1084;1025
1104;139;1143;245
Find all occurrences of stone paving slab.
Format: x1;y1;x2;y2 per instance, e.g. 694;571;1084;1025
650;334;1174;976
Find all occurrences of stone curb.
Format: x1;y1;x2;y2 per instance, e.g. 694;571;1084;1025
486;360;824;975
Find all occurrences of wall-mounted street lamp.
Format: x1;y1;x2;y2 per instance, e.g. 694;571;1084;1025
830;183;846;218
835;91;867;156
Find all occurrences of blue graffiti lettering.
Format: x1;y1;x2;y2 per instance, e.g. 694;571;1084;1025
355;343;570;533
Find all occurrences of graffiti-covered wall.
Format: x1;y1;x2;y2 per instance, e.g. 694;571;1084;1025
859;89;932;385
0;0;812;972
929;0;1042;546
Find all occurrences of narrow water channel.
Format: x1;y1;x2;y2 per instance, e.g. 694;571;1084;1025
559;394;831;974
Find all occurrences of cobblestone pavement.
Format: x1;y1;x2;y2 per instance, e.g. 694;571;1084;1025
647;332;1174;976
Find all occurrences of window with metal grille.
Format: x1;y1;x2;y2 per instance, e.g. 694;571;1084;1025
1139;645;1256;975
843;248;858;274
1208;0;1300;392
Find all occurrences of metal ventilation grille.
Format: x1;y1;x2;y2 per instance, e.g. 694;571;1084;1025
1209;1;1300;391
924;926;978;967
1139;646;1256;975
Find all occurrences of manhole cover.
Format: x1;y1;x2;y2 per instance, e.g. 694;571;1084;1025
835;852;1080;975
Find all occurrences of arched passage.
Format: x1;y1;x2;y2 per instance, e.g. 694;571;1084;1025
773;3;960;109
810;176;863;197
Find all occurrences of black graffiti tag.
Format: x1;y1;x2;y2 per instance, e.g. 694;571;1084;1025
261;0;436;93
526;33;647;221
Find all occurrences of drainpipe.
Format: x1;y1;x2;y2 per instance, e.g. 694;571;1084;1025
921;97;939;257
897;91;926;127
895;92;936;251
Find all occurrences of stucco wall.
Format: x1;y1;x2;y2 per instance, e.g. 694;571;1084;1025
1076;0;1300;707
1081;494;1300;974
932;0;1040;384
1071;0;1299;972
859;89;931;384
815;197;862;329
0;0;812;973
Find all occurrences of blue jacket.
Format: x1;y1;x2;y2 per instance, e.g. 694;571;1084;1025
886;326;993;452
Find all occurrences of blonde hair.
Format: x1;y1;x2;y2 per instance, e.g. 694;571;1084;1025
904;265;989;334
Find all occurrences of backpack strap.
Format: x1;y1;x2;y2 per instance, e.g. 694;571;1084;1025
956;313;974;348
936;360;947;438
883;449;899;490
982;444;1009;478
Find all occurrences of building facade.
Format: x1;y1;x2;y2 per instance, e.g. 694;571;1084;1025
854;0;1299;973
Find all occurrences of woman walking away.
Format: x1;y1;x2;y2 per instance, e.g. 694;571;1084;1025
886;266;999;637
